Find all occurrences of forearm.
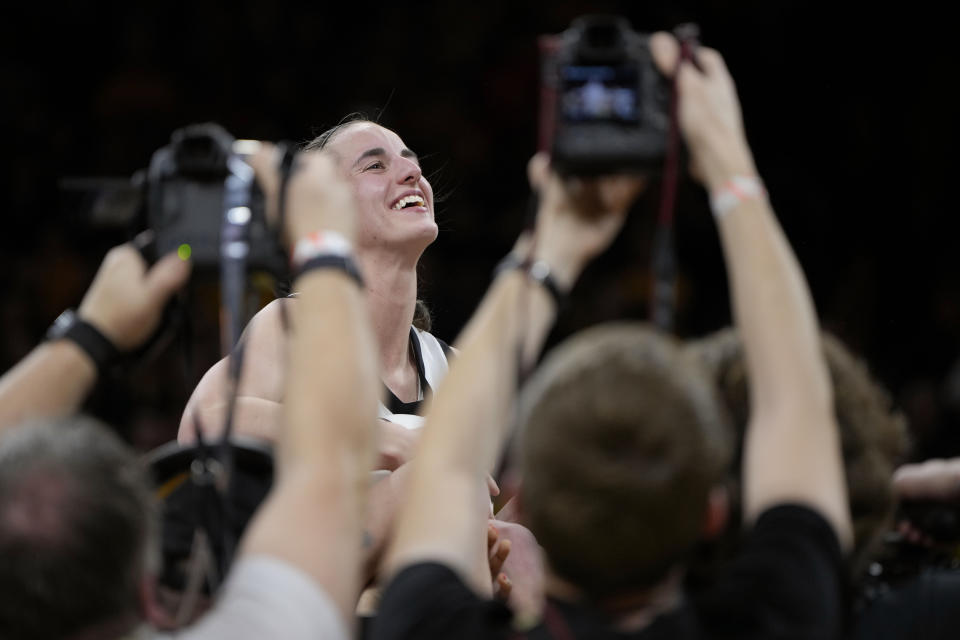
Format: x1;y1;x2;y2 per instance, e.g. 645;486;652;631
386;271;556;592
0;341;97;434
281;269;379;479
178;396;284;444
241;269;379;620
715;193;832;414
432;271;554;475
363;467;406;578
710;144;850;545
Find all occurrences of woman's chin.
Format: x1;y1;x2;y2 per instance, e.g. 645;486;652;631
405;218;440;247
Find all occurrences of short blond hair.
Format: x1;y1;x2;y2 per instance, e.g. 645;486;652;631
518;323;732;598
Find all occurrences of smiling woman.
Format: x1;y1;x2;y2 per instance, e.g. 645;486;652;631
177;116;454;468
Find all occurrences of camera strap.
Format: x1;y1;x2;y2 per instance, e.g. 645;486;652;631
174;147;261;605
276;143;299;242
650;25;700;332
220;154;257;355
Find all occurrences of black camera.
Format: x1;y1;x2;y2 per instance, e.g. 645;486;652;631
539;16;671;176
142;123;286;276
147;438;275;596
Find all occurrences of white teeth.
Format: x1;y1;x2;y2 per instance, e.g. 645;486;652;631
392;195;426;210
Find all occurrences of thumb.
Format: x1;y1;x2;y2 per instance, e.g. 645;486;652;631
145;251;192;304
649;32;680;77
527;152;551;192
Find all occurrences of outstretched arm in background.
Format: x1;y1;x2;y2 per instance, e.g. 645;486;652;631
0;245;190;436
894;457;960;503
382;154;643;595
651;33;852;548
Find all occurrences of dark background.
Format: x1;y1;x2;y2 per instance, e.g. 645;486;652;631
3;1;958;458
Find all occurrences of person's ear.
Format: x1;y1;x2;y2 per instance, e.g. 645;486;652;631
702;485;730;539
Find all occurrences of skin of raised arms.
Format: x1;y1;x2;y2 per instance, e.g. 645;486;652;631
382;151;644;594
237;147;381;622
649;32;852;549
0;245;190;436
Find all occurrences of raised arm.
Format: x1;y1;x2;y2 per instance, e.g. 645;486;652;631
651;34;852;548
0;245;190;436
237;148;380;622
382;154;643;594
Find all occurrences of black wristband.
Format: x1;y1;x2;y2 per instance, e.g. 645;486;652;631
294;254;365;288
494;255;567;310
45;309;121;374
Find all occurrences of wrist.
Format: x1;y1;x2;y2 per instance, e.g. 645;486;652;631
290;229;354;269
74;306;121;345
530;249;582;292
494;254;568;310
709;175;767;218
694;132;758;192
46;309;121;375
290;230;364;288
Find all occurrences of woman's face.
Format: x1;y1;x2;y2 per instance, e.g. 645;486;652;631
325;122;438;255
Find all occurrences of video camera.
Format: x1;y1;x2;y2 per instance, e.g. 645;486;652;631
538;16;671;176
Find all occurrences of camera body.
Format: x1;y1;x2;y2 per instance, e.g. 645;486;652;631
144;123;286;276
539;16;670;176
147;438;275;595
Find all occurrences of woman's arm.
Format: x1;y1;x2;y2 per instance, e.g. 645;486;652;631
178;299;288;444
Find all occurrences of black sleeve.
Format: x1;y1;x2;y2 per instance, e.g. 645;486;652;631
369;562;512;640
852;569;960;640
694;504;846;640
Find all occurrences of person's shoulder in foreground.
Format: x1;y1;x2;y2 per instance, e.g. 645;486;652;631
155;556;349;639
372;505;843;640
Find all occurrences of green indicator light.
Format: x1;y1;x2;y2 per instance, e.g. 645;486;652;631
178;244;192;261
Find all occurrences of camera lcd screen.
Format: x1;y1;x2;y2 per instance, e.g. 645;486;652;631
561;65;639;123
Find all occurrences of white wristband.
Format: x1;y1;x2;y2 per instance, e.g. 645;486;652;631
709;175;766;218
291;230;353;269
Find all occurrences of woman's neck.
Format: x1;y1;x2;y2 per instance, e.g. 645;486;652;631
357;248;420;401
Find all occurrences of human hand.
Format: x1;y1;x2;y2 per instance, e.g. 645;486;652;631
77;242;191;351
526;152;645;289
376;419;422;471
487;520;513;601
892;459;960;546
491;520;545;623
649;32;757;190
246;143;358;248
892;458;960;503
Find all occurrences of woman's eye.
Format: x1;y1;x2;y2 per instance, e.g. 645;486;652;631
364;161;385;171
